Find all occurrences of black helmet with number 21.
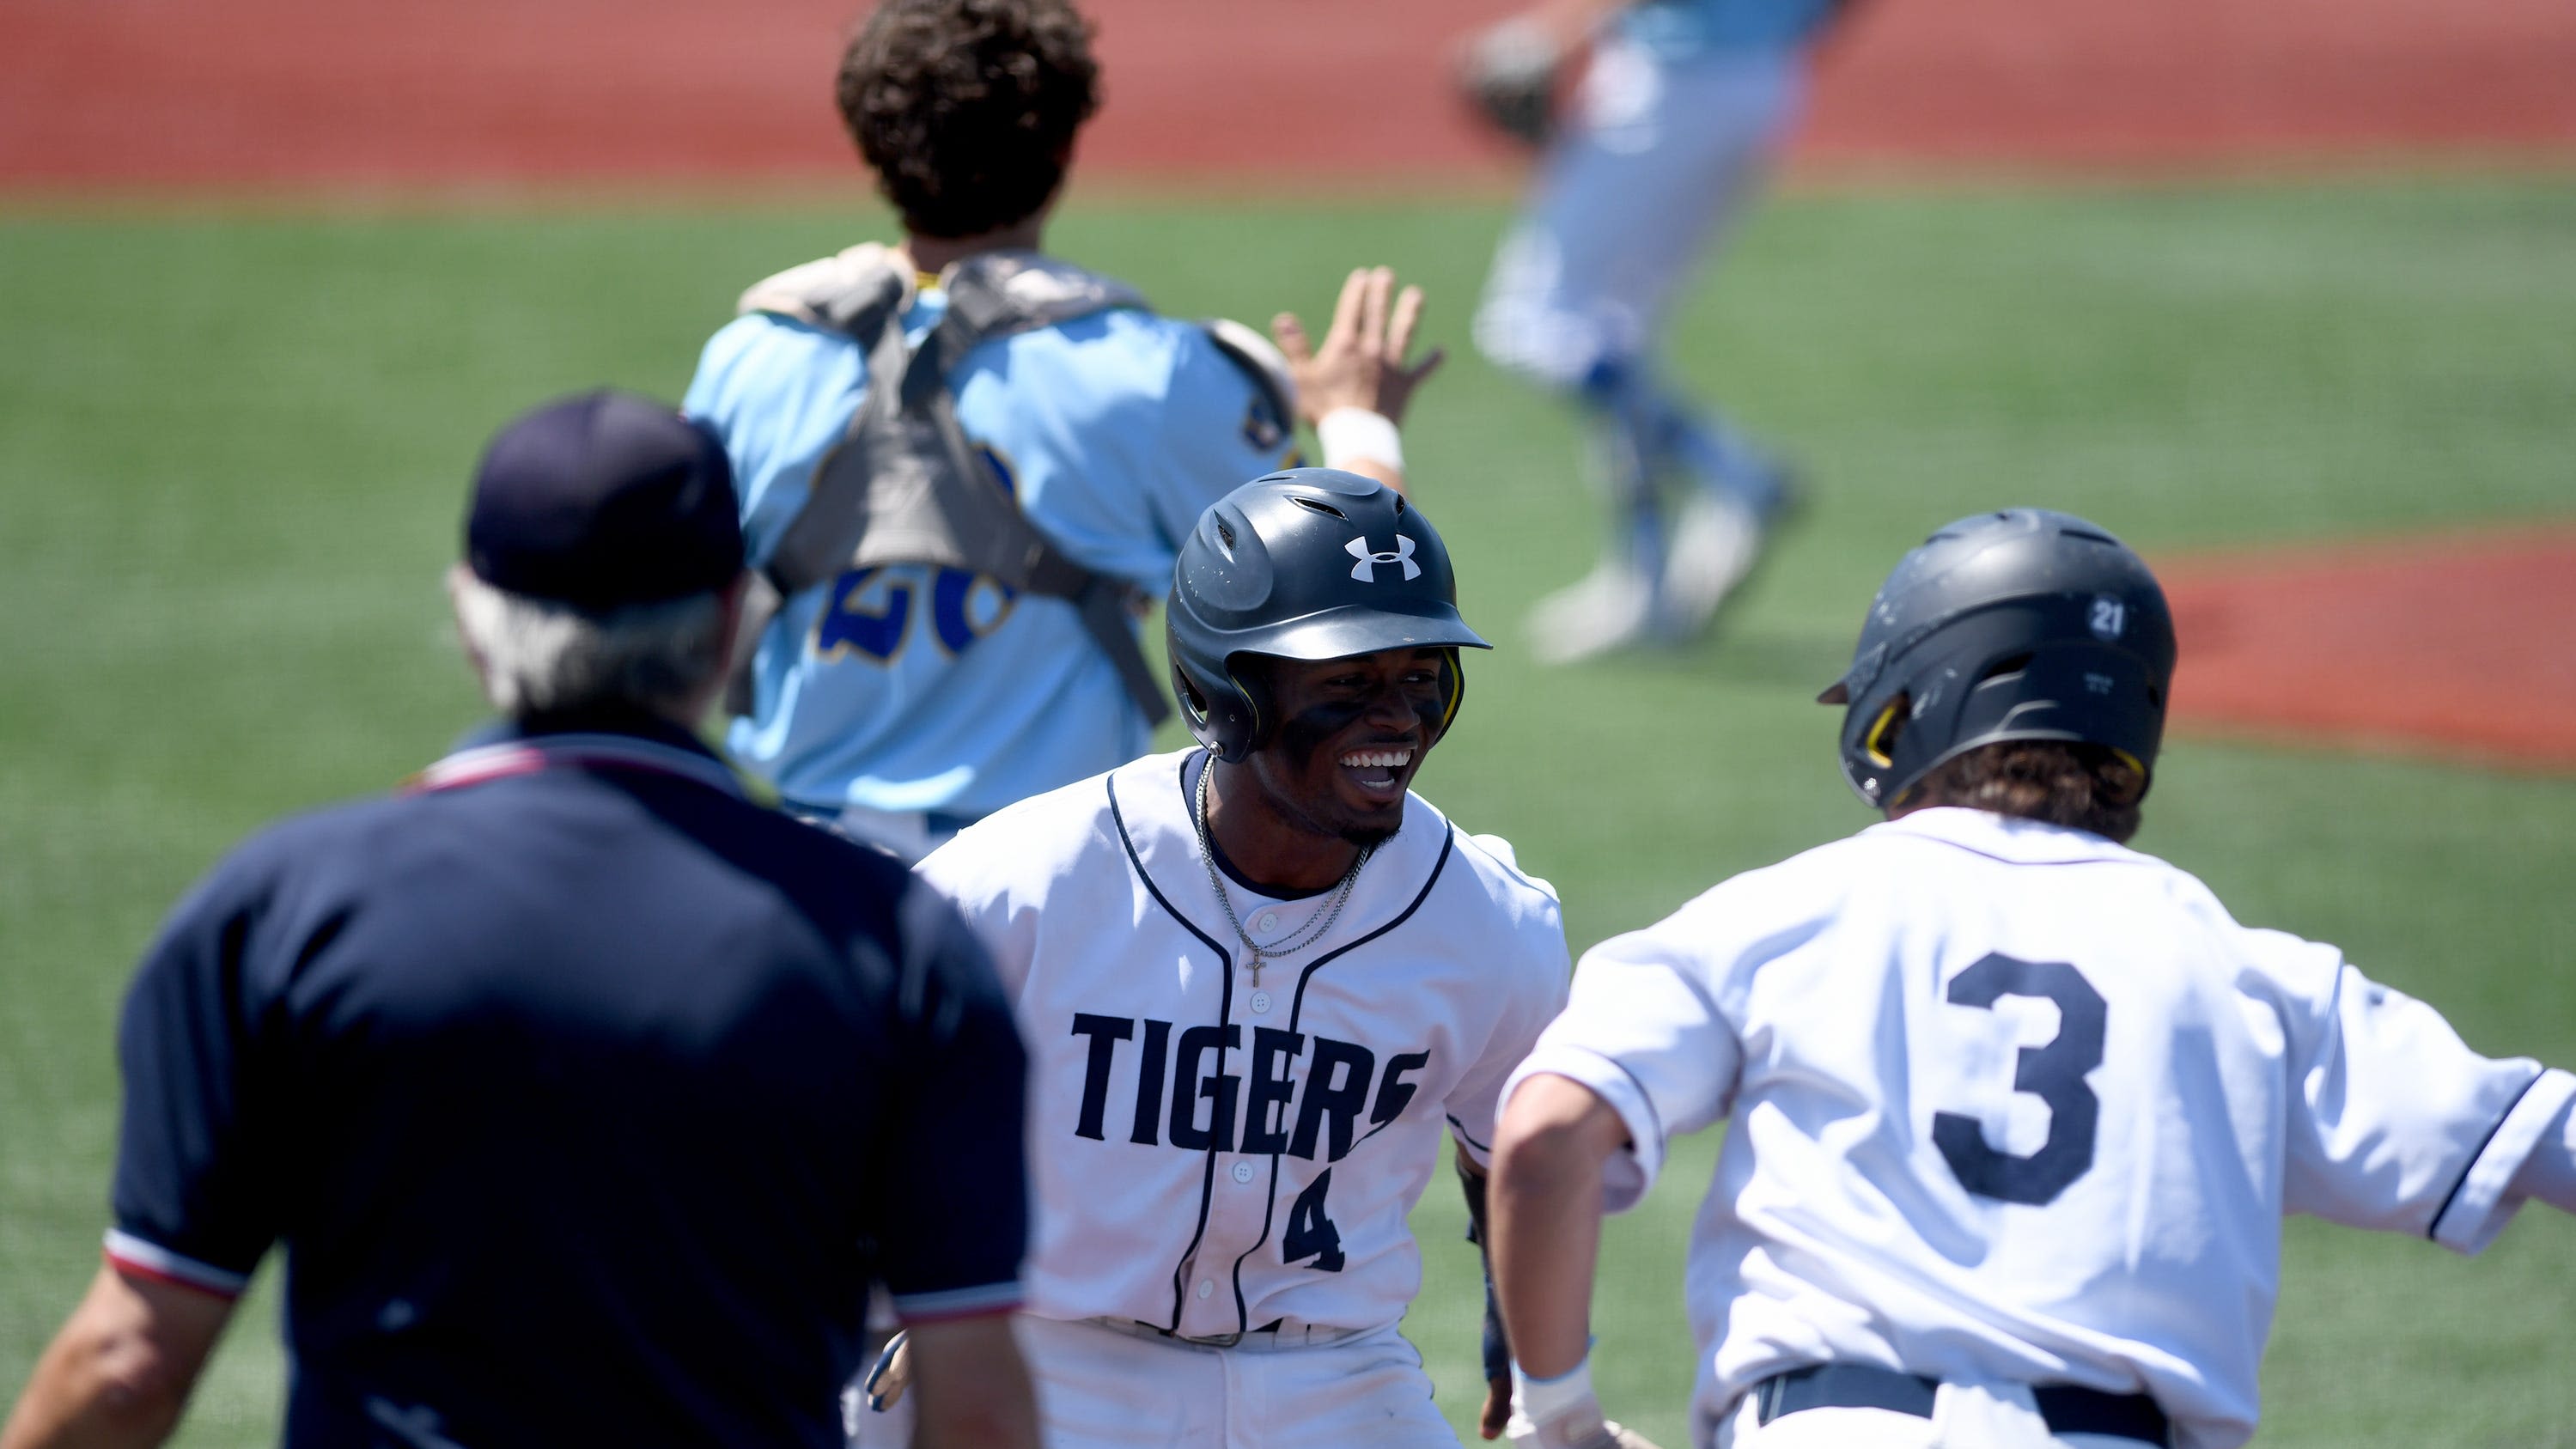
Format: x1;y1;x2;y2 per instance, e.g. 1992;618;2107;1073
1820;508;2178;811
1167;469;1490;763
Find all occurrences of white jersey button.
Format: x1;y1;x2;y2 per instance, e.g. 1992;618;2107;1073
1255;910;1281;933
1249;989;1273;1014
1232;1161;1256;1184
1195;1280;1214;1300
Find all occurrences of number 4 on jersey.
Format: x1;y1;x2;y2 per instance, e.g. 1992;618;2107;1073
1283;1169;1346;1272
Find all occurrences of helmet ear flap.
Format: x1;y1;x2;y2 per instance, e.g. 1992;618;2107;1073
1170;657;1270;763
1225;661;1276;760
1431;647;1467;745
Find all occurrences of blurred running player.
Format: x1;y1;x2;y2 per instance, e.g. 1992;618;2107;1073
1460;0;1853;661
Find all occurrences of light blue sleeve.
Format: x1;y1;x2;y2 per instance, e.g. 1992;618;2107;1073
957;312;1294;600
682;314;870;569
1134;323;1303;585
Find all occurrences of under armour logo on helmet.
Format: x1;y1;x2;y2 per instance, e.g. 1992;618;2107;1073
1347;534;1420;583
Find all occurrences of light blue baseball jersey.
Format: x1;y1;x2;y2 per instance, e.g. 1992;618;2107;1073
685;278;1291;820
1617;0;1841;55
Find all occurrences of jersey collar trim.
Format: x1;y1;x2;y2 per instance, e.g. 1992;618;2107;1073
1107;749;1451;944
1867;807;2140;867
1177;750;1335;902
408;728;748;801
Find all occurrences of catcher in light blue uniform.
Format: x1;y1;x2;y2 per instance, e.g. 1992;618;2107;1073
688;0;1441;858
689;292;1288;843
1462;0;1852;664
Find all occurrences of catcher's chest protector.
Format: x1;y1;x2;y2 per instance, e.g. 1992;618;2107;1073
726;245;1171;723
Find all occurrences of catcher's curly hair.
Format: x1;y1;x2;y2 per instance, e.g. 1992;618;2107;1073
837;0;1100;240
1905;740;2147;843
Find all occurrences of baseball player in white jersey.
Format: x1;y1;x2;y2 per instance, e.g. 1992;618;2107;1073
1483;509;2576;1449
876;469;1572;1447
688;0;1442;858
1459;0;1853;662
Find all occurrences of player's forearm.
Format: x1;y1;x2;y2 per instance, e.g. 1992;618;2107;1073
1489;1075;1627;1378
905;1313;1041;1449
1334;455;1409;497
2;1268;229;1449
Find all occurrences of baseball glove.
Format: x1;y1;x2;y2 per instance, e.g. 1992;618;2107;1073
1456;16;1566;148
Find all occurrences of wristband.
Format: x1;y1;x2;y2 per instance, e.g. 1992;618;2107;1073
1512;1352;1607;1447
1317;407;1404;473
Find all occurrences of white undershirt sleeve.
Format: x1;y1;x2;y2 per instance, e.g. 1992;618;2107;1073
1503;920;1742;1212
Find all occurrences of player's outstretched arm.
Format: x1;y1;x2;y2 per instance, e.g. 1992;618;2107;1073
1490;1073;1640;1449
1271;266;1445;496
904;1314;1039;1449
1;1265;234;1449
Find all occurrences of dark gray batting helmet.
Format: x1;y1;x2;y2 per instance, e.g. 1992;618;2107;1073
1820;508;2177;810
1167;468;1490;762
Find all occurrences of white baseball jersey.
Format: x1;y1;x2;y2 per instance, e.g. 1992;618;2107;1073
1508;806;2576;1449
917;748;1571;1341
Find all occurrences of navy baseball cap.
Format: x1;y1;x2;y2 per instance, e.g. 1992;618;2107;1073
465;390;744;612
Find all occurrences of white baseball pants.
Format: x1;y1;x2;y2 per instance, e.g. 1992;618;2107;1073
1474;37;1806;391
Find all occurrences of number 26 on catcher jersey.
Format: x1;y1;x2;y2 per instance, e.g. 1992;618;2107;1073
1930;953;2108;1207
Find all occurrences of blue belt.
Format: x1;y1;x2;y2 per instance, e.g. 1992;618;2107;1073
1755;1363;2170;1446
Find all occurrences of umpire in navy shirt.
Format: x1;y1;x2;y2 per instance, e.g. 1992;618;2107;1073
3;392;1040;1449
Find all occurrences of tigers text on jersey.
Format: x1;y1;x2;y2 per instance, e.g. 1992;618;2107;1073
917;750;1571;1340
1508;807;2575;1449
685;283;1289;821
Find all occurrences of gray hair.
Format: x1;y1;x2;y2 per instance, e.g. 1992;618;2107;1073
450;568;731;717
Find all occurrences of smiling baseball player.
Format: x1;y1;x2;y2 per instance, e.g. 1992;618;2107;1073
1484;508;2576;1449
887;467;1572;1447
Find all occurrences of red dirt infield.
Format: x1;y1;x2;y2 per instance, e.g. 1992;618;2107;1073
2159;527;2576;771
3;0;2573;189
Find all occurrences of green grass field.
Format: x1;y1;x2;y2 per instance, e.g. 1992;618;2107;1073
5;173;2574;1445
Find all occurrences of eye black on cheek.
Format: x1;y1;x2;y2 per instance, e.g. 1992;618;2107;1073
1276;699;1373;764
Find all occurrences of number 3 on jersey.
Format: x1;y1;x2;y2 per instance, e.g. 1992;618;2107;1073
1931;953;2107;1206
1283;1168;1345;1272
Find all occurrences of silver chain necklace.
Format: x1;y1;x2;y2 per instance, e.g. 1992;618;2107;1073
1192;752;1370;987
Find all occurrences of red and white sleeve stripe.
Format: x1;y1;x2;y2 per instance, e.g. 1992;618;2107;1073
891;1280;1023;1325
103;1228;252;1300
